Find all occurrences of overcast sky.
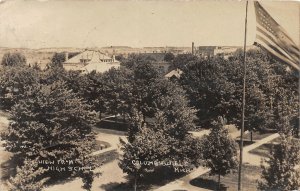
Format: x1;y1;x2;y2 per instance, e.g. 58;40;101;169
0;0;298;48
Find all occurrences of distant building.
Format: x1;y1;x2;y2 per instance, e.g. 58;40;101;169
195;46;240;59
63;50;120;73
213;46;240;59
196;46;216;58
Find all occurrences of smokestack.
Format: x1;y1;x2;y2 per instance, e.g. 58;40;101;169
192;42;194;55
65;52;69;61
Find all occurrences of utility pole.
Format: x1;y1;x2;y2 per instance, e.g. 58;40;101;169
238;1;248;191
192;42;194;55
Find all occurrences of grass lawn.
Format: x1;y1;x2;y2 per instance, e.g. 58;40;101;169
237;131;274;141
248;143;273;158
95;117;128;132
190;164;261;191
249;137;300;158
93;150;119;165
100;167;188;191
92;126;127;136
235;140;254;147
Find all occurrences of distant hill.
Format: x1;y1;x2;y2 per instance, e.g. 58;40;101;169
0;47;82;69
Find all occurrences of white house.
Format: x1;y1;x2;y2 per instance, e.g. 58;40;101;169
63;50;120;73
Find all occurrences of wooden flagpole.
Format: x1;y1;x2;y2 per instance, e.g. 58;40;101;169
238;1;248;191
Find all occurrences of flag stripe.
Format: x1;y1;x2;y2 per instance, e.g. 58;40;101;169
256;28;299;62
254;2;297;49
254;1;300;72
277;26;298;45
257;24;299;63
256;35;292;62
256;32;296;63
255;40;300;71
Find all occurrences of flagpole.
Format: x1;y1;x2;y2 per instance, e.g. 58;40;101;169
238;1;248;191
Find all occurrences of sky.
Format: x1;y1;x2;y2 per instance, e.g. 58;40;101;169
0;0;299;49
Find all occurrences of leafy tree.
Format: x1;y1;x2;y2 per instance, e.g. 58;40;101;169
243;53;275;139
276;88;299;136
148;78;197;136
258;135;300;191
118;61;202;188
258;108;300;191
179;50;284;137
133;62;159;86
150;110;201;165
41;65;83;95
1;82;98;190
79;71;107;119
0;66;40;110
78;67;132;120
180;58;242;127
164;52;175;62
1;52;26;67
32;62;42;71
115;54;126;63
51;52;65;67
78;62;159;121
201;117;238;189
129;62;160;119
171;53;198;70
125;64;198;141
243;48;298;134
245;85;269;141
121;53;160;70
120;109;202;191
41;64;67;84
8;158;49;191
50;52;79;67
127;70;197;139
120;76;202;190
100;67;133;118
63;70;84;94
119;126;169;191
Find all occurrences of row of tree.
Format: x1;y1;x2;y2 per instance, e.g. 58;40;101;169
0;55;98;190
0;50;299;190
0;52;238;190
178;49;299;139
116;50;300;190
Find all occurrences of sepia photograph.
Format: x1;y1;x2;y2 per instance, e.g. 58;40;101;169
0;0;299;190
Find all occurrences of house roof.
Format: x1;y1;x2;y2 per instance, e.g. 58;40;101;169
165;69;183;78
64;50;113;64
63;50;120;73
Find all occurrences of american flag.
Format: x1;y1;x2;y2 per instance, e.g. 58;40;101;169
254;1;300;71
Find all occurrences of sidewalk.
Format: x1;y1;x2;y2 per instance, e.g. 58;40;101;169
155;166;210;191
44;160;127;191
44;131;128;191
92;130;127;156
154;133;280;191
242;133;279;166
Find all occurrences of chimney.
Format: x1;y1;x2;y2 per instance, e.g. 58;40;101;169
65;52;69;61
192;42;194;55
